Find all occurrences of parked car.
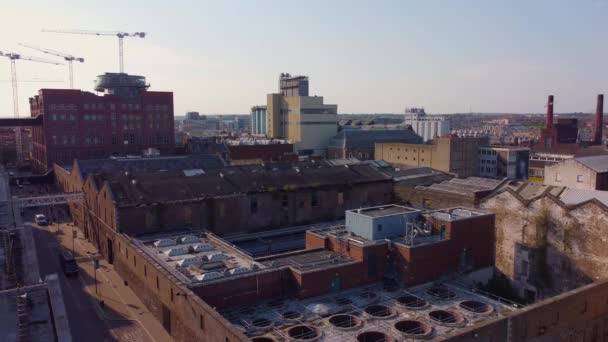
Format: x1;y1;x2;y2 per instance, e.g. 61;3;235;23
34;214;48;225
58;250;78;276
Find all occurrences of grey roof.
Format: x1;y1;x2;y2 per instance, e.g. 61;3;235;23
71;154;226;179
574;155;608;173
559;188;608;207
328;129;423;148
417;177;505;195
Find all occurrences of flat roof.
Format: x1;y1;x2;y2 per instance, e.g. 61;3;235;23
261;250;355;272
135;231;266;285
349;204;418;218
219;281;519;341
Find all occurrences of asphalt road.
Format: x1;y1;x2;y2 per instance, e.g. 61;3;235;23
30;219;117;342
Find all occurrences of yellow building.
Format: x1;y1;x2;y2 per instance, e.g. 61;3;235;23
267;93;337;156
375;136;488;177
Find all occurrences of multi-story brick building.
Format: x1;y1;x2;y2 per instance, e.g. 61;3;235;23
29;72;174;173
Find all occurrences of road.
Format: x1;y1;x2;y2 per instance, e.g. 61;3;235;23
30;218;117;342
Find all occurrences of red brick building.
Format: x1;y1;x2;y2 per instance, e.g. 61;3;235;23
29;73;174;173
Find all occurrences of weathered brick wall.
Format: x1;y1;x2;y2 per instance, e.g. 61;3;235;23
481;190;608;299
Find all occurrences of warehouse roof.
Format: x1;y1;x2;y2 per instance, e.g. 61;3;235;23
93;160;390;207
574;155;608;173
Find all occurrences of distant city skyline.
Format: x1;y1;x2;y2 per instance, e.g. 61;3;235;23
1;0;606;117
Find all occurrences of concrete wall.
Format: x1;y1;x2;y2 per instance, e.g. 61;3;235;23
544;159;600;190
480;190;608;300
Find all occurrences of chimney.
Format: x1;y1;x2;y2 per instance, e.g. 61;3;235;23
546;95;554;129
594;94;604;145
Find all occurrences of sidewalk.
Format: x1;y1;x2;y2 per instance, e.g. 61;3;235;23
54;223;172;342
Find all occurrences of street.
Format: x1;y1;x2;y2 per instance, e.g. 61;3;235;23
27;208;166;342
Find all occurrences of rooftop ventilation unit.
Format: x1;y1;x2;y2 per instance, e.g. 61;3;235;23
197;271;224;282
164;247;189;257
229;267;250;275
207;253;228;262
193;243;214;253
178;235;200;244
154;239;176;247
177;257;202;267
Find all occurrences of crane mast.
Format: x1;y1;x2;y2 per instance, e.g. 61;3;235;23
18;43;84;88
0;51;63;162
42;29;145;73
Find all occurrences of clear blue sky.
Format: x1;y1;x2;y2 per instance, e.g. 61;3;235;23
1;0;606;116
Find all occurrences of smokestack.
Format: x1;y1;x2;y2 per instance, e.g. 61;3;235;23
546;95;554;129
594;94;604;145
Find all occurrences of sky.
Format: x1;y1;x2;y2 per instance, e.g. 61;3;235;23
1;0;607;116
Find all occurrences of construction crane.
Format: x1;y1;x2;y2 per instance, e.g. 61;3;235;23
42;29;145;73
0;51;63;162
18;43;84;88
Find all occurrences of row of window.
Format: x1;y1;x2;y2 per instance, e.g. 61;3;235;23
554;173;585;183
248;191;347;214
480;159;496;165
50;113;172;122
50;134;170;146
49;103;171;111
479;149;497;155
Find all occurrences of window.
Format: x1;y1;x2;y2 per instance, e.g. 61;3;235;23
199;314;204;330
338;192;344;206
144;265;147;277
250;197;258;214
377;224;383;232
281;194;289;208
170;288;174;302
156;276;160;290
577;175;584;183
311;192;319;207
521;260;529;277
133;255;137;267
555;172;562;182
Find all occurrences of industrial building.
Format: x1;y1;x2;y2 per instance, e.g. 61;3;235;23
266;74;338;156
478;146;530;180
29;72;175;173
403;107;451;142
327;129;423;160
375;135;489;177
543;154;608;190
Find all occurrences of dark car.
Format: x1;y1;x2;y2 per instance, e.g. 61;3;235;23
58;250;78;276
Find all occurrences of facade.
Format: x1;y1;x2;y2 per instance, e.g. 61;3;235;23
404;107;451;142
327;129;423;160
279;73;309;96
345;205;421;240
227;143;294;163
480;184;608;301
375;135;489;177
267;94;337;156
29;72;174;173
250;105;267;135
478;146;530;180
543;155;608;190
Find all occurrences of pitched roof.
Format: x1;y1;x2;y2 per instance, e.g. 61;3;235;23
93;160;390;207
71;154;226;179
559;188;608;207
574;155;608;173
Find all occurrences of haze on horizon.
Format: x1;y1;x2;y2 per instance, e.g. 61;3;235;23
0;0;606;117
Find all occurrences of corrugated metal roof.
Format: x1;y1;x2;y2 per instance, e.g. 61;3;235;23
328;129;423;148
559;188;608;207
574;155;608;173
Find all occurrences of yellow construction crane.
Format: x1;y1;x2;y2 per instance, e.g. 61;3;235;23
18;43;84;88
0;51;63;162
42;29;145;73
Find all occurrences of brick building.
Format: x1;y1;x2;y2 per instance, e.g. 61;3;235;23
29;73;174;173
543;154;608;190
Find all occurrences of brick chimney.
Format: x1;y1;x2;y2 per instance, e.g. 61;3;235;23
594;94;604;145
546;95;554;129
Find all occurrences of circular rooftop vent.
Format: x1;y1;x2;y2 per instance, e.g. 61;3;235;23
328;314;362;330
394;320;433;339
251;337;276;342
287;325;320;341
364;304;396;319
357;331;390;342
459;300;494;314
396;294;429;310
428;310;465;327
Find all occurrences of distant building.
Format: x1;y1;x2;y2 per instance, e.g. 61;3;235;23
267;74;337;156
478;146;530;180
29;72;174;173
250;105;267;135
279;73;309;96
543;155;608;190
376;135;489;177
327;129;423;160
404;107;451;142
